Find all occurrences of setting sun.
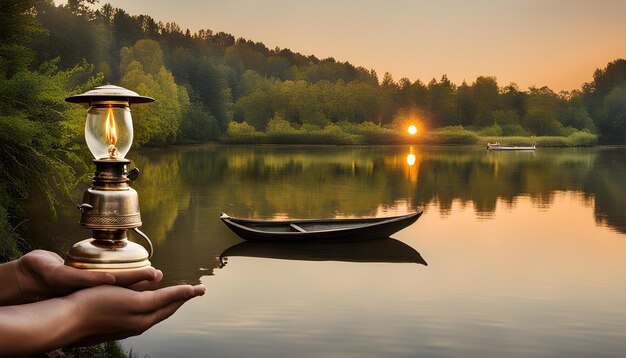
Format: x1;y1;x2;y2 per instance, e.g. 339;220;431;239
408;125;417;135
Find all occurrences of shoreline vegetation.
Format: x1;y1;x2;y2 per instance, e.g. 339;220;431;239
223;121;598;146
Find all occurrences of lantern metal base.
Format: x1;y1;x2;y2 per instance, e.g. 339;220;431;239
65;238;151;271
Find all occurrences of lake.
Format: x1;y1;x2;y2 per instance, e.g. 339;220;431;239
26;145;626;357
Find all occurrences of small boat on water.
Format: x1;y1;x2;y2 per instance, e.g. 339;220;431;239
487;142;536;151
220;211;423;241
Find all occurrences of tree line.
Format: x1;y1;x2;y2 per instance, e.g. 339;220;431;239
22;0;626;144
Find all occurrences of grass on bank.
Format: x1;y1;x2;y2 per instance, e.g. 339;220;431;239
223;120;598;147
55;342;144;358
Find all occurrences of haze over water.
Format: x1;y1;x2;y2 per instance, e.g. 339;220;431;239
26;145;626;357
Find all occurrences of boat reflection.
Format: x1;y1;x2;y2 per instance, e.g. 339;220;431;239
219;238;427;267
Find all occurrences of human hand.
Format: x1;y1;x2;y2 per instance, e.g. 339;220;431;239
15;250;162;303
0;282;205;356
67;283;206;345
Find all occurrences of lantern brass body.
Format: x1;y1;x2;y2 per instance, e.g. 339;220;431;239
65;158;153;270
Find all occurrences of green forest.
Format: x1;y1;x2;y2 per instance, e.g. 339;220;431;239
1;0;626;260
5;1;626;145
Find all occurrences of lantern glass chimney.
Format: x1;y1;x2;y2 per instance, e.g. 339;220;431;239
85;103;133;159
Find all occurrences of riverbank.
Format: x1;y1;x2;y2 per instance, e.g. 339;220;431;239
222;122;599;147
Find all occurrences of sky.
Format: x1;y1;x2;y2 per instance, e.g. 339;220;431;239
78;0;626;91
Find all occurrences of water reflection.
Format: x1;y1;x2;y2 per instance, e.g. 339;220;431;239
219;238;428;267
406;152;416;166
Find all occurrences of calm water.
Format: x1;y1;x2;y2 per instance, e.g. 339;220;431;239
26;145;626;357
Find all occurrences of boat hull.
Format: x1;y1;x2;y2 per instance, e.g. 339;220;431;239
220;211;422;241
487;143;535;151
488;146;535;151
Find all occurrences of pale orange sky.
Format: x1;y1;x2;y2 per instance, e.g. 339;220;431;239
76;0;626;91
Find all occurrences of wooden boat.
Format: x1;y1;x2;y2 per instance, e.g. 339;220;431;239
219;238;427;266
487;142;536;151
220;211;423;241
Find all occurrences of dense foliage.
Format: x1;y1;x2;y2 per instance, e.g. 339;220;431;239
1;0;101;261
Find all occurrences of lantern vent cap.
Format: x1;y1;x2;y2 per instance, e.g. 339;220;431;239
65;85;154;105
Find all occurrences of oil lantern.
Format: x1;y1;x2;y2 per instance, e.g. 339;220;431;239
64;85;155;270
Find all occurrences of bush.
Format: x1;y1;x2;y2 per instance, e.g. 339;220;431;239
568;130;598;146
0;206;24;262
255;117;362;144
266;116;298;135
427;126;479;144
180;102;218;142
478;123;503;136
60;341;143;357
337;121;399;144
501;123;528;136
561;126;579;137
221;121;599;147
223;121;265;143
318;124;360;144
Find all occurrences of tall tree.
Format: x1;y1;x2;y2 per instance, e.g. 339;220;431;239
428;75;457;128
379;72;399;126
0;0;43;77
599;87;626;143
120;40;189;145
472;76;500;127
523;87;564;135
167;47;233;134
583;59;626;143
456;81;474;126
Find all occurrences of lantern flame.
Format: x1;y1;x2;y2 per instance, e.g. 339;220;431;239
105;107;119;158
105;108;118;145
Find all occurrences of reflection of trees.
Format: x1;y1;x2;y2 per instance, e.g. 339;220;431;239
182;145;624;234
154;145;623;233
209;146;415;218
411;147;598;216
23;145;626;286
199;146;600;218
585;148;626;233
132;149;192;244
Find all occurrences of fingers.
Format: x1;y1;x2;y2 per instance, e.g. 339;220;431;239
147;285;206;325
127;270;163;291
53;264;116;288
128;280;160;291
75;296;189;346
140;284;205;313
42;250;64;263
55;266;162;291
68;284;205;346
149;298;189;326
112;267;161;288
27;250;64;263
